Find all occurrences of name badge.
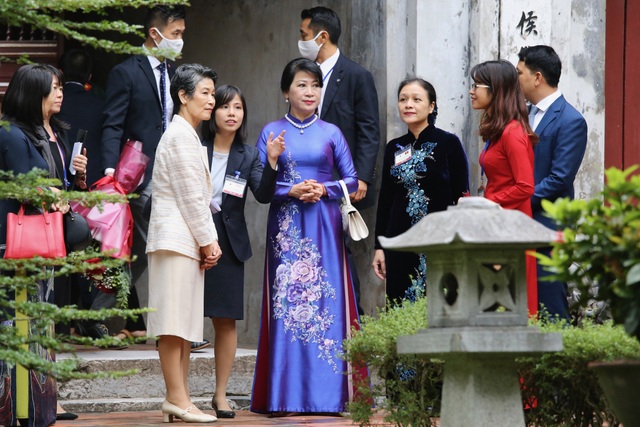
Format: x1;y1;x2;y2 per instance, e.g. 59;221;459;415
394;145;413;166
222;174;247;198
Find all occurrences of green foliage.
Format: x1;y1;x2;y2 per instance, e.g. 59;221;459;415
0;170;149;381
343;295;640;427
0;0;177;387
65;243;131;309
343;298;442;427
0;0;190;56
0;170;127;207
538;166;640;340
519;320;640;427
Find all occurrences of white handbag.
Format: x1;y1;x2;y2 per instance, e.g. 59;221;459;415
339;180;369;241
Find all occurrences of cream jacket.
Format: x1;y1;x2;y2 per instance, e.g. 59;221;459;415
146;114;217;260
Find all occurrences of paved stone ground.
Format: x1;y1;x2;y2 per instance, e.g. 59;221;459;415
57;341;256;413
55;344;398;425
54;410;394;426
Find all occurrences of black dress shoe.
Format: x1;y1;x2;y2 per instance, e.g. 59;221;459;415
211;397;235;418
56;412;79;420
190;339;210;352
76;321;128;350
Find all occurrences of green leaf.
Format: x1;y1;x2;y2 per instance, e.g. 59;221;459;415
627;263;640;286
624;304;640;339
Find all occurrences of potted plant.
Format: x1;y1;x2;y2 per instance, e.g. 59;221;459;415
539;165;640;425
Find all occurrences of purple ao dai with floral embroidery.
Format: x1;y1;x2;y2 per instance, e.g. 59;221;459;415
251;116;366;413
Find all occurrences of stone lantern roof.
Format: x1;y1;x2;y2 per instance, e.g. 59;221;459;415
379;197;558;252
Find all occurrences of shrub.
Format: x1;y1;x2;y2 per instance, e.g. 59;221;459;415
344;296;640;427
519;320;640;427
343;297;442;427
539;166;640;340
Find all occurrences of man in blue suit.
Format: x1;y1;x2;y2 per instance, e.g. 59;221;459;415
517;45;588;320
100;5;189;342
298;6;381;315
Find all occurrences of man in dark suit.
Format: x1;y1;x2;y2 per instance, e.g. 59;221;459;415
517;45;588;320
58;49;104;187
100;5;188;341
298;6;381;314
58;48;117;343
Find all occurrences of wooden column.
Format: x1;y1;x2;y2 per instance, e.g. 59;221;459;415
605;0;640;170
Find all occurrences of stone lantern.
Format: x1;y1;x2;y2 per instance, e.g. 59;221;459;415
380;197;563;426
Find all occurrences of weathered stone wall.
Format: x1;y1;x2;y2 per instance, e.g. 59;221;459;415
386;0;605;198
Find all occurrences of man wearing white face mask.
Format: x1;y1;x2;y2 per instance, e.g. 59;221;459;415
298;6;381;316
100;5;198;346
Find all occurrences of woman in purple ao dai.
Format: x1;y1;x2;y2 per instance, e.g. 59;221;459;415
251;58;365;415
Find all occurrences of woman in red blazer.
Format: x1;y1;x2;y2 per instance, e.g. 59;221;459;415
470;60;539;316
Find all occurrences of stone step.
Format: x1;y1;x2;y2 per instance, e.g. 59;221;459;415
57;343;256;412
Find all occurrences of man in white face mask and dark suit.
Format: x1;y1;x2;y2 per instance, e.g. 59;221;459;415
297;6;381;315
100;5;204;347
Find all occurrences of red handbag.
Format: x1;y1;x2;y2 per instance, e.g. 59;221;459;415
4;205;67;259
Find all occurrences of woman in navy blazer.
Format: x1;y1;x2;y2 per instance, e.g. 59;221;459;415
201;85;284;418
0;63;88;425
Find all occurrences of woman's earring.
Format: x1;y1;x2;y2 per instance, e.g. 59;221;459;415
285;98;289;103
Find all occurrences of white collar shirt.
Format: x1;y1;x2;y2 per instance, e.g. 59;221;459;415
530;90;562;131
144;45;174;128
318;49;340;116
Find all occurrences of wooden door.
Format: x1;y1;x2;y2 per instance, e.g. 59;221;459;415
606;0;640;169
0;25;61;100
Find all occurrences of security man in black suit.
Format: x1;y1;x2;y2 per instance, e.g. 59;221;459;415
58;49;104;187
58;48;112;341
298;6;381;315
99;5;186;340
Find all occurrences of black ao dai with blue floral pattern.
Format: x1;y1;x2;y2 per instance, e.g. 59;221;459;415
374;125;470;302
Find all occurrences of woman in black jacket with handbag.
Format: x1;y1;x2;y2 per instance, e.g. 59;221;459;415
0;64;88;227
200;85;284;418
0;64;87;426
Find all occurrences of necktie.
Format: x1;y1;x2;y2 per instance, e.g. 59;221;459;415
528;105;539;131
158;62;167;132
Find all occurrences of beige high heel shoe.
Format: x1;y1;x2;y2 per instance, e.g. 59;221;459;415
162;400;217;423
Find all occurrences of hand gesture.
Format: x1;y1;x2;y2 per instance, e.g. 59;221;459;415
201;241;222;270
289;179;321;203
301;179;324;203
72;148;88;176
350;179;368;203
266;130;286;169
48;187;71;214
372;249;386;280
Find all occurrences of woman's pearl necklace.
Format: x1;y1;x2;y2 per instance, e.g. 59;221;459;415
284;113;318;134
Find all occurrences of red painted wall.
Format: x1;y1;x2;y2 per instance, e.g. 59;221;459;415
606;0;640;170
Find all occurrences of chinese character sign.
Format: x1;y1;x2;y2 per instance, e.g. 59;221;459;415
516;11;538;38
500;2;553;63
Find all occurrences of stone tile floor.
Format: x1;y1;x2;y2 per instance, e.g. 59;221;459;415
55;342;398;425
55;410;394;426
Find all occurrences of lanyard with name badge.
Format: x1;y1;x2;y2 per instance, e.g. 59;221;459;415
394;143;413;167
478;140;490;195
53;134;71;189
222;170;247;198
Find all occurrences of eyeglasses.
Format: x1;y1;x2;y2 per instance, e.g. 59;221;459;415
471;83;491;90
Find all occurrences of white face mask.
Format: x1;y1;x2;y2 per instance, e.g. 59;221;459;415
152;27;184;60
297;31;325;61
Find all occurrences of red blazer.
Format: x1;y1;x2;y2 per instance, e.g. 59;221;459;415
481;120;534;215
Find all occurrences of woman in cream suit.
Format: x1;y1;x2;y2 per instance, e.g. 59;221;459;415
147;63;221;424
